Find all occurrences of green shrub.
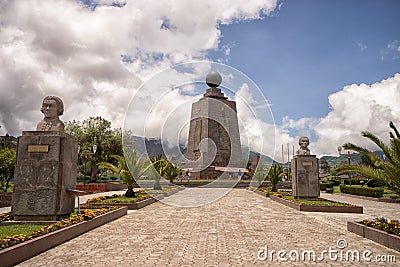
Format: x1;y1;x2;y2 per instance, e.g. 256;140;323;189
109;175;119;181
320;181;334;191
328;179;341;186
340;185;384;198
76;175;90;181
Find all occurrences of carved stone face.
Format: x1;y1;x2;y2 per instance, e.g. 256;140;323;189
299;137;309;149
42;99;58;119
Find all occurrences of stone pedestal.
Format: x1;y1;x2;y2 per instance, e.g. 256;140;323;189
291;155;319;199
12;131;78;221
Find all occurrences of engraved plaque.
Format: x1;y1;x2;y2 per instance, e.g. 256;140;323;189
28;145;49;153
302;161;312;166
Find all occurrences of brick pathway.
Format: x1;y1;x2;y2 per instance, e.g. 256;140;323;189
16;189;400;266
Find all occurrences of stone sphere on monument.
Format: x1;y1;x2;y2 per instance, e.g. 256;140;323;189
206;72;222;88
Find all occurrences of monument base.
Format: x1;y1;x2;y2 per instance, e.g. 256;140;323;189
12;131;78;221
189;166;241;180
291;155;320;200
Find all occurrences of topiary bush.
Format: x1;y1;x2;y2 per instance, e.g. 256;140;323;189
340;185;384;198
320;181;334;191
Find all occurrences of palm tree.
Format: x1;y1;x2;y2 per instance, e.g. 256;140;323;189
98;150;151;197
164;160;182;184
149;155;166;190
268;164;283;192
335;121;400;193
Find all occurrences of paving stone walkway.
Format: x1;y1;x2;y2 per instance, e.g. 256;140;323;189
16;189;400;266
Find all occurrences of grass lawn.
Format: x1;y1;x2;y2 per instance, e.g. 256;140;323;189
333;186;341;194
282;195;352;206
0;224;46;239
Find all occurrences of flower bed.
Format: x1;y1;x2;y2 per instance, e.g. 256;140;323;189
269;195;363;213
86;191;152;204
0;206;127;266
254;187;270;197
348;218;400;252
85;187;182;210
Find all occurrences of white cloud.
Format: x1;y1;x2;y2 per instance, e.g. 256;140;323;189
281;73;400;156
312;74;400;155
0;0;277;136
381;40;400;60
356;42;367;51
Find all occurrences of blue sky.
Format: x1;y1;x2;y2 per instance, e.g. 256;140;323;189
0;0;399;158
210;0;400;124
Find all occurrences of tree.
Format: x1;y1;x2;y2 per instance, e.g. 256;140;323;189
164;160;182;184
98;150;151;197
268;164;283;192
65;116;123;180
149;155;166;190
319;158;331;173
0;134;16;149
360;153;376;169
0;148;16;192
335;121;400;193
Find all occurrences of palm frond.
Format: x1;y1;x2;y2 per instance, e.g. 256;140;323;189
97;162;120;175
335;164;387;184
361;131;392;163
389;121;400;139
390;138;400;165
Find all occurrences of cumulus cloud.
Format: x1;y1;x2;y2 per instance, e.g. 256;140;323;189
0;0;277;136
312;73;400;155
278;73;400;158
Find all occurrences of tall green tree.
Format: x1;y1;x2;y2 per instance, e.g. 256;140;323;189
268;164;283;192
65;116;123;180
335;121;400;193
0;148;16;192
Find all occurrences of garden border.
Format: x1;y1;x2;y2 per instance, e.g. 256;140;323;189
0;207;127;267
269;195;363;213
347;221;400;252
164;187;182;197
253;190;269;198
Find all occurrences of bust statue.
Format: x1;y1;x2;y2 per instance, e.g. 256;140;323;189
296;136;310;155
36;96;65;132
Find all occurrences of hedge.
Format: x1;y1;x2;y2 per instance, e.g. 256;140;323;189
320;182;334;191
340;185;384;198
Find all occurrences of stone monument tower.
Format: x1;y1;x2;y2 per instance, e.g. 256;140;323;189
185;72;243;180
291;136;320;199
12;96;78;221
